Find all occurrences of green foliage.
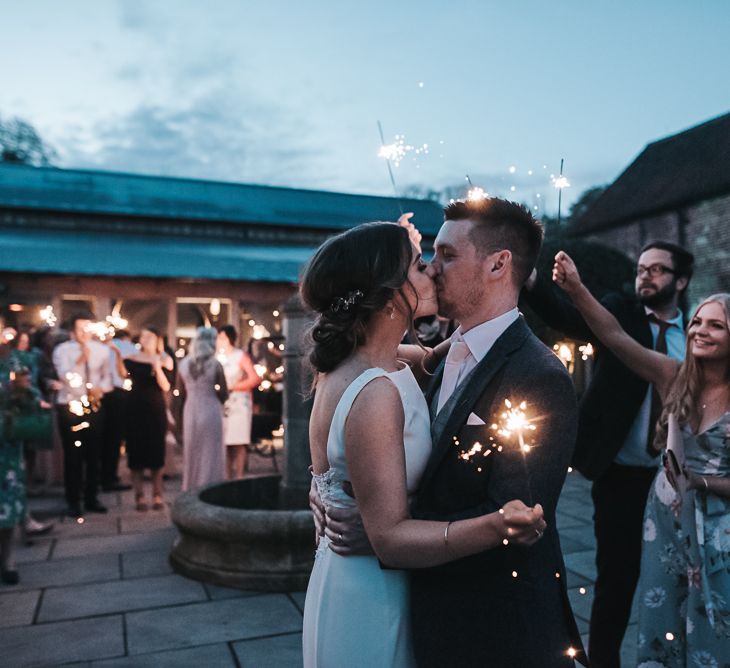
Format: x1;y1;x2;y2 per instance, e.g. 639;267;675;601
0;115;56;166
522;227;635;344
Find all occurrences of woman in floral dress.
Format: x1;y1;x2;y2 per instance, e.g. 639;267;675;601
553;251;730;666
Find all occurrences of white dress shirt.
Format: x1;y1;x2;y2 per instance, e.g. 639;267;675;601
53;339;114;405
436;307;520;414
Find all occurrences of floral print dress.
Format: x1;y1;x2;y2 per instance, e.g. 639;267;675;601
0;393;26;530
637;413;730;668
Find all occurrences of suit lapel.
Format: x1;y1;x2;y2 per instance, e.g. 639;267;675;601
419;317;531;491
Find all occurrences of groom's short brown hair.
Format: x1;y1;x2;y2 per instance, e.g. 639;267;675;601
443;197;544;286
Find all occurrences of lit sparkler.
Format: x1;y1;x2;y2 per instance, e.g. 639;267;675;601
552;158;570;225
39;305;58;327
491;399;537;505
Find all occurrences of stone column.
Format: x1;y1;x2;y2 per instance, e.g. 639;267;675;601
279;293;313;509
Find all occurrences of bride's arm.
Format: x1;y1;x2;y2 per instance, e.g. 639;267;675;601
345;378;545;568
553;251;679;399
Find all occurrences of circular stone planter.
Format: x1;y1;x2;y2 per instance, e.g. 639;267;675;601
170;475;315;592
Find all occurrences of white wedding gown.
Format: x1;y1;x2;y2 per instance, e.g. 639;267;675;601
303;366;432;668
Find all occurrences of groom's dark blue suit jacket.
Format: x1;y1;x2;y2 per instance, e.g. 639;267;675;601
411;316;586;668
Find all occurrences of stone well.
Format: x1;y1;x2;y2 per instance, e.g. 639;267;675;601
170;474;315;592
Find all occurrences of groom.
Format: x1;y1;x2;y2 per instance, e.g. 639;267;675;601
320;198;585;667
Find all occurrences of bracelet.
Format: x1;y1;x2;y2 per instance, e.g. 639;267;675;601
444;521;452;548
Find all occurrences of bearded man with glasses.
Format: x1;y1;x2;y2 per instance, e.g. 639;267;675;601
522;240;694;668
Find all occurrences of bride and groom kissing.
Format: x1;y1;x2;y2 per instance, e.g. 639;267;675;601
302;198;586;667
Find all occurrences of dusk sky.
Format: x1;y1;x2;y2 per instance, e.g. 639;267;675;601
3;1;729;214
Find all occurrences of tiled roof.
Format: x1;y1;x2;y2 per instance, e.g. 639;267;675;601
574;111;730;232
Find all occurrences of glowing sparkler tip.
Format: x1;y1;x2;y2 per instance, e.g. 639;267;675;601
511;570;518;578
502;538;509;546
553;175;570;189
466;186;488;201
567;647;577;658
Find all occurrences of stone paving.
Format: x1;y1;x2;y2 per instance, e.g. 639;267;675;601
1;466;637;667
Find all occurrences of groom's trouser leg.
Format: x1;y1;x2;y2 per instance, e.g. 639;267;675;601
588;463;655;668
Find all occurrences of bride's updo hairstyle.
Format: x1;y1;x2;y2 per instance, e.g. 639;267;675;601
301;222;414;373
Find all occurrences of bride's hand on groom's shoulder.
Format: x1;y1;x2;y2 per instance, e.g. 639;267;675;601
500;500;547;547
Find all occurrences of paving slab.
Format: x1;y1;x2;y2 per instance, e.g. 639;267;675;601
53;528;176;559
121;549;174;579
13;553;120;591
120;512;172;535
0;614;124;667
556;512;591;529
38;574;206;622
563;550;597;581
126;595;302;655
233;632;303;668
288;591;306;614
204;583;262;601
0;589;41;628
14;538;53;565
559;525;597;551
90;642;236;667
50;515;121;539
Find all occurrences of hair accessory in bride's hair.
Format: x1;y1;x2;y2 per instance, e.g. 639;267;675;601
331;289;364;313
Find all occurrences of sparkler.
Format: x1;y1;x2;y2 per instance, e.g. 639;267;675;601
465;174;488;202
377;121;404;215
552;158;570;225
39;305;57;327
491;399;537;506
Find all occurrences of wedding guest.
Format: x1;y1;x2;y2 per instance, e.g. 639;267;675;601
216;325;260;479
522;240;693;667
124;327;173;511
100;330;135;491
53;312;113;518
178;327;228;491
0;384;23;585
7;368;54;538
553;251;730;665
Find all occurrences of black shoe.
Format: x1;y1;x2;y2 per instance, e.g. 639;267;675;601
66;504;83;518
85;501;108;514
102;483;132;492
1;569;19;585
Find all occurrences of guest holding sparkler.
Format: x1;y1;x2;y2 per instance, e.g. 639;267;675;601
302;212;568;668
216;325;259;480
523;241;693;668
52;312;113;518
554;252;730;665
124;327;173;511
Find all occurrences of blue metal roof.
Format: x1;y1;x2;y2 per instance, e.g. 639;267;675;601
0;228;311;282
0;163;444;234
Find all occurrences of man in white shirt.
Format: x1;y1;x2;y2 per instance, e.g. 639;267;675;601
53;311;113;517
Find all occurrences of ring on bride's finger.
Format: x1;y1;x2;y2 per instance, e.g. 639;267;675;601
535;529;543;537
338;533;343;543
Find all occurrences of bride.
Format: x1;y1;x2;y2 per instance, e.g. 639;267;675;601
301;221;545;667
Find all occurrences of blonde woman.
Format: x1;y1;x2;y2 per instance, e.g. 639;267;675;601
553;251;730;663
178;328;229;491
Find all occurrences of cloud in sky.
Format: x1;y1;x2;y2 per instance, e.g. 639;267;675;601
56;88;328;188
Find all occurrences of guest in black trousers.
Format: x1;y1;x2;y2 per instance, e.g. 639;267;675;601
522;240;693;668
52;312;113;517
100;330;136;491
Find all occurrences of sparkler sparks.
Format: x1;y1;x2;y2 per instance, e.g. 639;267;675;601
39;305;57;327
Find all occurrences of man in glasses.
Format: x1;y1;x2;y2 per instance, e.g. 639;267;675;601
522;240;694;668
